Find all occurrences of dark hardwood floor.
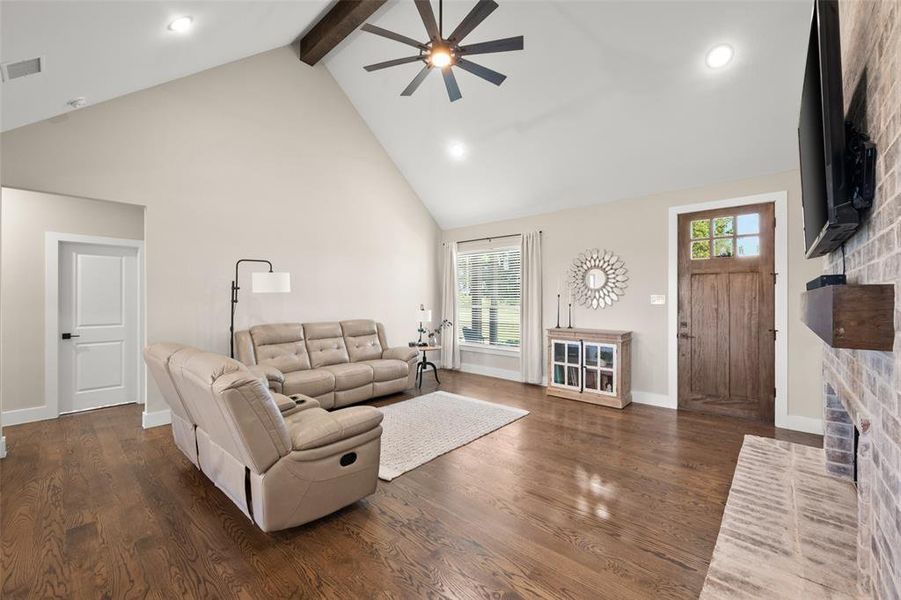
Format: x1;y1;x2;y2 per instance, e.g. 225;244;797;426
1;370;820;599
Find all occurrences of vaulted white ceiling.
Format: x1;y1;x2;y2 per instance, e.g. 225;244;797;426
324;0;813;228
1;0;813;229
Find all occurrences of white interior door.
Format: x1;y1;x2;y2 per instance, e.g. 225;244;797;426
59;242;139;414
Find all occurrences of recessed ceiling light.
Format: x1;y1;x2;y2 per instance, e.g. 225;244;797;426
448;141;466;160
168;16;193;33
705;44;734;69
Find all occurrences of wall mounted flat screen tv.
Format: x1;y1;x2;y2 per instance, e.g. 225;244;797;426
798;0;859;258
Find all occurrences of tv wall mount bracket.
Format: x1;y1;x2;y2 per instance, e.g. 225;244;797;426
845;121;877;211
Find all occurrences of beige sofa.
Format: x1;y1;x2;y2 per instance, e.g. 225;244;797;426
234;320;419;409
144;343;383;532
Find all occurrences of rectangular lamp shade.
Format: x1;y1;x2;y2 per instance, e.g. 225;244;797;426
417;308;432;322
252;271;291;294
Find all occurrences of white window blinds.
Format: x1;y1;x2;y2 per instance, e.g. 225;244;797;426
456;245;521;349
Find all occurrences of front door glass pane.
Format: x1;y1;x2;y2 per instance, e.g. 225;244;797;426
736;213;760;235
737;236;760;257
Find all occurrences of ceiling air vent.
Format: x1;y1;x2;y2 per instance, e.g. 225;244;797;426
1;57;42;82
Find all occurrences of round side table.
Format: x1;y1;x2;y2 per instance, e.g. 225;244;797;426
415;345;441;388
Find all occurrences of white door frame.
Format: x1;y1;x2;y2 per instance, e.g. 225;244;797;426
667;191;791;429
43;232;145;422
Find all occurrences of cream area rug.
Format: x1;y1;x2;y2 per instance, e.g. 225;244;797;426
377;391;529;481
700;435;858;599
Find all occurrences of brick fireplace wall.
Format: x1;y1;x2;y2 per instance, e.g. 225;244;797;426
823;1;901;598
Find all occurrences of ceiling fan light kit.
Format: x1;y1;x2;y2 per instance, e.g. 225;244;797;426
361;0;524;102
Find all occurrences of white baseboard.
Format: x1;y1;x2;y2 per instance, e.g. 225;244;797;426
631;391;676;409
142;409;171;429
0;436;6;459
776;413;824;435
1;405;57;426
459;363;521;383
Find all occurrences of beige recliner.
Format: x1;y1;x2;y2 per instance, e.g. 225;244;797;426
234;319;418;409
144;343;383;532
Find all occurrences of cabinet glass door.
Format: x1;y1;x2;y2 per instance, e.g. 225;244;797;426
584;342;616;396
551;339;581;390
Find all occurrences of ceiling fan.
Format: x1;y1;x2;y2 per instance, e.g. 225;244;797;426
360;0;524;102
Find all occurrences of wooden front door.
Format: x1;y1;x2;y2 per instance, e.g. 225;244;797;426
677;202;775;422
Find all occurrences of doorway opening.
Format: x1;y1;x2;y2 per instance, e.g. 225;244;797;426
677;202;775;422
45;233;145;420
667;191;789;426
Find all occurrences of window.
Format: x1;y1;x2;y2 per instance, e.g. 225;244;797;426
456;245;521;350
690;213;761;260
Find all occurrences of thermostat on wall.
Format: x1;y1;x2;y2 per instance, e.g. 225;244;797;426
650;295;666;305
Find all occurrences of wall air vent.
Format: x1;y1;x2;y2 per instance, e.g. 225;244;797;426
1;57;42;82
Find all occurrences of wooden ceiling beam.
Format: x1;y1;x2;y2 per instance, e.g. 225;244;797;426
298;0;388;66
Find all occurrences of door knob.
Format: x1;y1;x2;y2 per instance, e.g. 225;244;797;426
678;333;695;339
61;333;81;340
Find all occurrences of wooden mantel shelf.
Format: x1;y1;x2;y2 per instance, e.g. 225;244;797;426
801;284;895;351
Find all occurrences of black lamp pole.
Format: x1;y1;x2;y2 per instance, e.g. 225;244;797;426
230;258;273;358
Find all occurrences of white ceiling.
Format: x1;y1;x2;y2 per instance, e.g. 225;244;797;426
1;1;813;229
0;1;329;132
325;0;813;228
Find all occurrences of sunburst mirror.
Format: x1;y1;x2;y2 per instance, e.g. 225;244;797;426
568;249;628;309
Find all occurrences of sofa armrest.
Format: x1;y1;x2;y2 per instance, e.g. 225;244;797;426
275;394;320;418
247;364;285;394
382;346;419;363
287;406;384;451
272;393;297;413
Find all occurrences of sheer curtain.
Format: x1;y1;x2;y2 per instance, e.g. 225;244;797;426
520;231;543;384
439;242;461;370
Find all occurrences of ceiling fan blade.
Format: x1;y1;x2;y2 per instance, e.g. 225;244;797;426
401;66;433;96
455;58;506;86
413;0;440;42
442;67;462;102
448;0;498;44
458;35;524;56
361;23;426;50
364;56;425;72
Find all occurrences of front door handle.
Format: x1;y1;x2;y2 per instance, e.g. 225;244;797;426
61;333;81;340
678;333;695;339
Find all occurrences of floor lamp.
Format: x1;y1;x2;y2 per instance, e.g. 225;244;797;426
230;259;291;358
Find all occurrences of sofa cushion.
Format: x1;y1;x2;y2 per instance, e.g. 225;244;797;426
304;322;350;368
321;362;373;391
250;323;310;373
286;406;384;451
283;369;335;398
341;320;383;362
360;359;408;382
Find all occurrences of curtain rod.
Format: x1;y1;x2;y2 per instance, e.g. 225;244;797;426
451;230;542;246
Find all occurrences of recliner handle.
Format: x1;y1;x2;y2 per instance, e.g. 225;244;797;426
340;452;357;467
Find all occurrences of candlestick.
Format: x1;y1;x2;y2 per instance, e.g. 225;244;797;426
567;302;573;329
556;294;561;328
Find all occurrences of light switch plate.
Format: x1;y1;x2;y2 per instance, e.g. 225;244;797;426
650;294;666;305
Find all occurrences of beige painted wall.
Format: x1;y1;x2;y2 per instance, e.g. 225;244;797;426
444;169;825;422
0;189;145;414
0;47;440;418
